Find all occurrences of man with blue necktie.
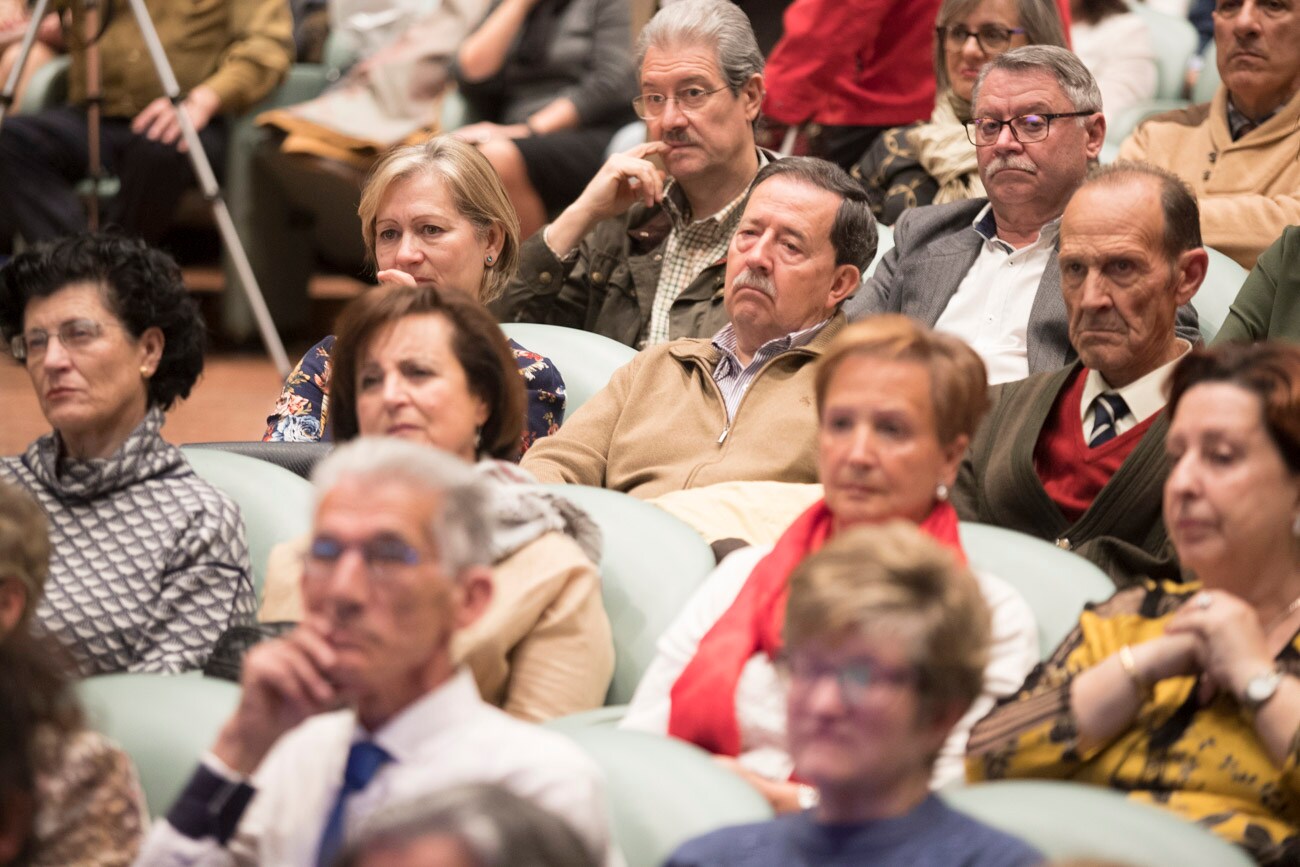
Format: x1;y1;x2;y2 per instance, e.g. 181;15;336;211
952;162;1208;587
136;438;612;865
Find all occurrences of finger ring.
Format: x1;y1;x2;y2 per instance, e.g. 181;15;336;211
1196;592;1213;610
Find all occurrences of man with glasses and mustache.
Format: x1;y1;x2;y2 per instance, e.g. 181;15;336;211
846;45;1200;385
492;0;775;350
137;439;613;866
1118;0;1300;270
520;158;872;501
952;163;1209;586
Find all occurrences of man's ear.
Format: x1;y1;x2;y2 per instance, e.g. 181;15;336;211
452;567;493;632
1173;247;1210;308
826;264;861;310
1083;113;1106;161
741;73;764;122
0;577;27;638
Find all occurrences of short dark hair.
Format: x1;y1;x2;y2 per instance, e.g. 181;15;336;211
746;157;878;272
329;283;525;460
1082;161;1202;263
1168;342;1300;474
0;233;205;411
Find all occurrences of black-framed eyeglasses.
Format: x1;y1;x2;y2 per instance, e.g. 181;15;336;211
964;111;1094;147
937;24;1027;54
632;86;728;120
304;535;424;583
9;318;114;363
774;653;917;707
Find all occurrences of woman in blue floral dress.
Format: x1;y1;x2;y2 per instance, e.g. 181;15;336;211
264;136;564;451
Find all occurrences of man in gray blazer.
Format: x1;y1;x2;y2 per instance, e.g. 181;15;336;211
846;46;1200;383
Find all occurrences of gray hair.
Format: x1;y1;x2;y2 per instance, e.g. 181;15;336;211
337;783;599;867
635;0;764;93
311;438;492;576
747;157;878;273
933;0;1068;95
972;45;1103;114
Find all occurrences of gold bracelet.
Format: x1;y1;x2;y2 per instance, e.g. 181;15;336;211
1118;644;1152;702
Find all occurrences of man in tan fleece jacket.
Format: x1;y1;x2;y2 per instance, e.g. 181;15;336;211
1118;0;1300;269
520;157;876;499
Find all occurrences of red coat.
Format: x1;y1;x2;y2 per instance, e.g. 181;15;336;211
762;0;1073;128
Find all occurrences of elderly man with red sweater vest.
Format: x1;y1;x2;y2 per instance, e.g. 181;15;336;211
951;162;1207;586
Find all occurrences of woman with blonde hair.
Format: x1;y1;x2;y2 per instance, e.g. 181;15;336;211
265;135;565;452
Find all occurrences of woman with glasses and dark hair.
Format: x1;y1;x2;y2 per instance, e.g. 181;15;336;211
853;0;1067;225
449;0;637;239
667;524;1042;867
621;316;1038;809
0;234;254;676
969;342;1300;862
260;282;613;723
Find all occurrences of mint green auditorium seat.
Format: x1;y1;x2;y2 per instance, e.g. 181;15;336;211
1194;245;1250;343
79;672;241;817
182;445;315;601
958;522;1115;658
945;780;1253;866
502;323;638;422
541;484;714;705
557;726;772;867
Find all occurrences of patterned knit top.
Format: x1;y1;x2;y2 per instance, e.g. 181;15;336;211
0;409;255;675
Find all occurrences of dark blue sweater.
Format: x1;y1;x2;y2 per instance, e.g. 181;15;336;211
665;795;1042;867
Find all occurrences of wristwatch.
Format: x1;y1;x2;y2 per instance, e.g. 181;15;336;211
1241;666;1285;713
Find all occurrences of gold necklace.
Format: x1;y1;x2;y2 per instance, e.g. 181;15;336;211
1265;593;1300;634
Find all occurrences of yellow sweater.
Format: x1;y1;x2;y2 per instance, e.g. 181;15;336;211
1118;86;1300;270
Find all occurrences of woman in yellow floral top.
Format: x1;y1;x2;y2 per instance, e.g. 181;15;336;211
968;342;1300;866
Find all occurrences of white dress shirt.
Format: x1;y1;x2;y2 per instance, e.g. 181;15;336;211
934;204;1060;385
1079;341;1191;440
137;669;614;866
620;544;1040;789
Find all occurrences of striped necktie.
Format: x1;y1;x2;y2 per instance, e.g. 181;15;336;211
1088;392;1130;447
316;740;393;866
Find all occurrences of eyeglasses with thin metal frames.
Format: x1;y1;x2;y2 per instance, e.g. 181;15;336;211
632;86;728;120
303;535;425;584
964;111;1095;147
10;318;117;363
775;653;918;708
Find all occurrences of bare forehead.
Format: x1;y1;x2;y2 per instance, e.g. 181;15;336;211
315;475;445;538
1061;179;1165;252
640;41;724;87
377;172;457;221
974;68;1071;113
741;176;841;237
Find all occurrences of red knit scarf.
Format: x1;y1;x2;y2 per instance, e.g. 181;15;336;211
666;499;966;756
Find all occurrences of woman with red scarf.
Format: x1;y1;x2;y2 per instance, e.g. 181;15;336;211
621;315;1039;810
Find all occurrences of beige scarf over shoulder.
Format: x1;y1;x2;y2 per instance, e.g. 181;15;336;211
911;90;985;206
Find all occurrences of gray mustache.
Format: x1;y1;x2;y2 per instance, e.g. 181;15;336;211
731;268;776;298
986;156;1038;176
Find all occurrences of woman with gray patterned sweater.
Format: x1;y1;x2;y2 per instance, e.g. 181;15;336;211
0;233;254;676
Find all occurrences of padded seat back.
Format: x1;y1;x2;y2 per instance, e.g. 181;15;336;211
182;446;316;600
1193;245;1250;343
959;522;1115;658
503;323;638;422
944;780;1254;866
557;726;772;867
79;672;241;817
542;484;714;704
1128;3;1199;100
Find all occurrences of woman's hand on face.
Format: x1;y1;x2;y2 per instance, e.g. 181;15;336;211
375;269;418;287
1166;591;1274;700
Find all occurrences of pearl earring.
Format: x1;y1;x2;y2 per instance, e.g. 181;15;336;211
935;483;949;502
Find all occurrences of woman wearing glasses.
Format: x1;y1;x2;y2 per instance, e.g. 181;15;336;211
621;316;1039;808
450;0;637;239
853;0;1067;226
259;282;613;723
0;234;254;675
